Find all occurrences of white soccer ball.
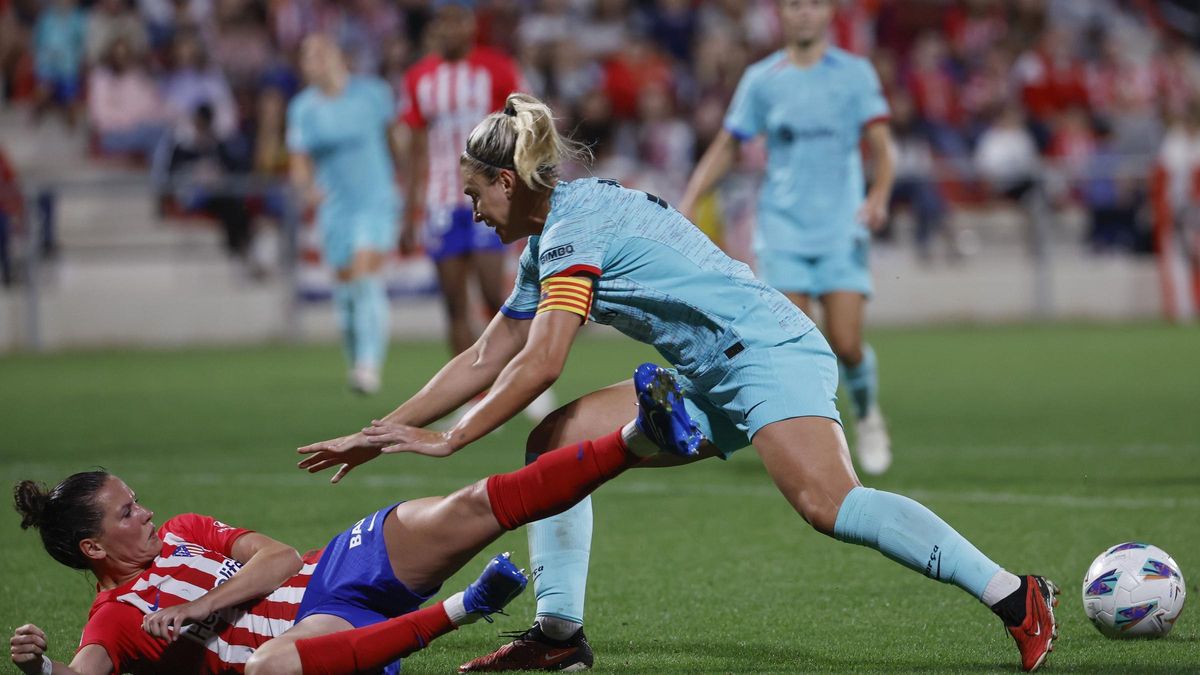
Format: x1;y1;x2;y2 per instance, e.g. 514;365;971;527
1081;542;1186;639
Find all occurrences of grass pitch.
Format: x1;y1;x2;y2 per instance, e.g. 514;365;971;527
2;324;1198;673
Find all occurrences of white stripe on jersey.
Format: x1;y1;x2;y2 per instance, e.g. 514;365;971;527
204;634;256;665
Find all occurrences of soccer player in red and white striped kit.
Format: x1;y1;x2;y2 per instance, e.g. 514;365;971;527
9;382;696;675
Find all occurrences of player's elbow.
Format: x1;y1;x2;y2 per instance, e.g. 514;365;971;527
269;544;304;578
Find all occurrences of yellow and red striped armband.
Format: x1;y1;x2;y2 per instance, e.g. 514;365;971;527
536;276;594;320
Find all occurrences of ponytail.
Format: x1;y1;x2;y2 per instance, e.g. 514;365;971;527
13;471;111;570
462;93;591;189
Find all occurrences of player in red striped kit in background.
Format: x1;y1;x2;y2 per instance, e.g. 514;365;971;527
400;0;555;422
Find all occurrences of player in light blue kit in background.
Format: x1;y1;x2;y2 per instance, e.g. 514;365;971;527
680;0;896;475
300;92;1059;674
288;35;402;394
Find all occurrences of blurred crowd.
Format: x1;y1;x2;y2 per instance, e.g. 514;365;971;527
4;0;1200;259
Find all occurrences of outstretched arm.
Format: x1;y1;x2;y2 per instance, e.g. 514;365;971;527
298;312;533;480
677;129;740;221
857;120;897;232
363;308;583;457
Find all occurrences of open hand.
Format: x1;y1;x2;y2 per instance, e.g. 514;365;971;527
297;433;384;484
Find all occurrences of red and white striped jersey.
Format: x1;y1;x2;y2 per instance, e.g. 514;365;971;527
78;514;321;674
400;47;523;211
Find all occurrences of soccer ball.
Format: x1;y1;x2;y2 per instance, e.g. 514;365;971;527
1081;542;1186;638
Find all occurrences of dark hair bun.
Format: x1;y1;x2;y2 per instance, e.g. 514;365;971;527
14;480;49;530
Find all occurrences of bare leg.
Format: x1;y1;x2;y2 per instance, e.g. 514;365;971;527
752;416;860;534
471;249;507;315
434;255;476;355
244;614;352;675
819;291;866;367
784;291;813;318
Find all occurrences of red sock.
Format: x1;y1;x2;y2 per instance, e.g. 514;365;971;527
487;429;636;530
294;603;456;674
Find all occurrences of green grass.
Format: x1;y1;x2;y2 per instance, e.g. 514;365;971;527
2;324;1198;673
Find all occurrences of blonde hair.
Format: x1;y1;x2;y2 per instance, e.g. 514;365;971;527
461;93;591;190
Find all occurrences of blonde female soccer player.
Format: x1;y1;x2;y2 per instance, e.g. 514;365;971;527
298;92;1059;673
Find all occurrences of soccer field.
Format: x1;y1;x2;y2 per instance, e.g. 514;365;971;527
3;324;1198;673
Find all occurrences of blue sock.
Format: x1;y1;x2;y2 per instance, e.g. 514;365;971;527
527;450;592;625
839;343;877;419
332;282;356;366
349;276;388;368
834;487;1001;601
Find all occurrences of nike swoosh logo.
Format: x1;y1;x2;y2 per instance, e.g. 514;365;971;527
147;589;161;613
541;648;576;664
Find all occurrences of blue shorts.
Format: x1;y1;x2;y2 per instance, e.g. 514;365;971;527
673;328;841;458
318;204;399;271
296;502;437;661
756;234;872;297
424;205;504;262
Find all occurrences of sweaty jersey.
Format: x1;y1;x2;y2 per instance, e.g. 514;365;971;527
502;178;815;378
724;46;889;255
401;48;523;211
287;76;399;226
79;514;321;674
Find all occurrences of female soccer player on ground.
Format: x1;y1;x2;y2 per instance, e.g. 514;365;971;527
679;0;896;475
297;92;1060;673
288;35;401;395
8;390;690;675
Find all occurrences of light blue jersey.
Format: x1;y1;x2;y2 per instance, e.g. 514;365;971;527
502;178;815;381
287;76;399;228
724;47;889;255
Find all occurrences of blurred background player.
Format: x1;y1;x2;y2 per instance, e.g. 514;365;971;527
288;34;402;395
679;0;897;475
400;0;554;420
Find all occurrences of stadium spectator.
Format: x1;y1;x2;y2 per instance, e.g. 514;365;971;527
601;30;673;120
161;29;239;140
86;37;168;160
889;90;953;261
84;0;148;66
154;103;257;267
975;102;1041;201
1152;102;1200;321
210;0;272;92
138;0;213;50
31;0;86;126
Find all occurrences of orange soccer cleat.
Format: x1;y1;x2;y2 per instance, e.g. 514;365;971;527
1005;575;1061;672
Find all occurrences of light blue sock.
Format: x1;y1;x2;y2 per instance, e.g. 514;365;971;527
527;453;592;624
332;282;356;366
839;343;877;419
349;276;389;368
834;486;1001;600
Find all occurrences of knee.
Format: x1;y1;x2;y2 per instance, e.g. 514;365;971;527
449;479;496;520
525;409;567;456
245;642;298;675
788;486;853;537
830;339;863;367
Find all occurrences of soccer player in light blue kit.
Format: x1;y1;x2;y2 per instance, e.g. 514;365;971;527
299;93;1059;673
680;0;896;475
288;35;402;394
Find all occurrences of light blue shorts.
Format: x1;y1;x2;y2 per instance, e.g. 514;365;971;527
755;235;872;297
319;204;399;271
672;328;842;458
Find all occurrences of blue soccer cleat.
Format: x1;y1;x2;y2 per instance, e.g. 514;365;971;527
462;553;528;622
633;363;703;457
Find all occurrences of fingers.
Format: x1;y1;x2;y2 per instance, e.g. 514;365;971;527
302;458;344;474
297;441;332;455
331;464;353;484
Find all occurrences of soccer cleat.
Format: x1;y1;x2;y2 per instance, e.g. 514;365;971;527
853;405;892;475
349;364;381;395
462;553;528;622
633;363;702;457
1006;575;1060;672
458;621;594;672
